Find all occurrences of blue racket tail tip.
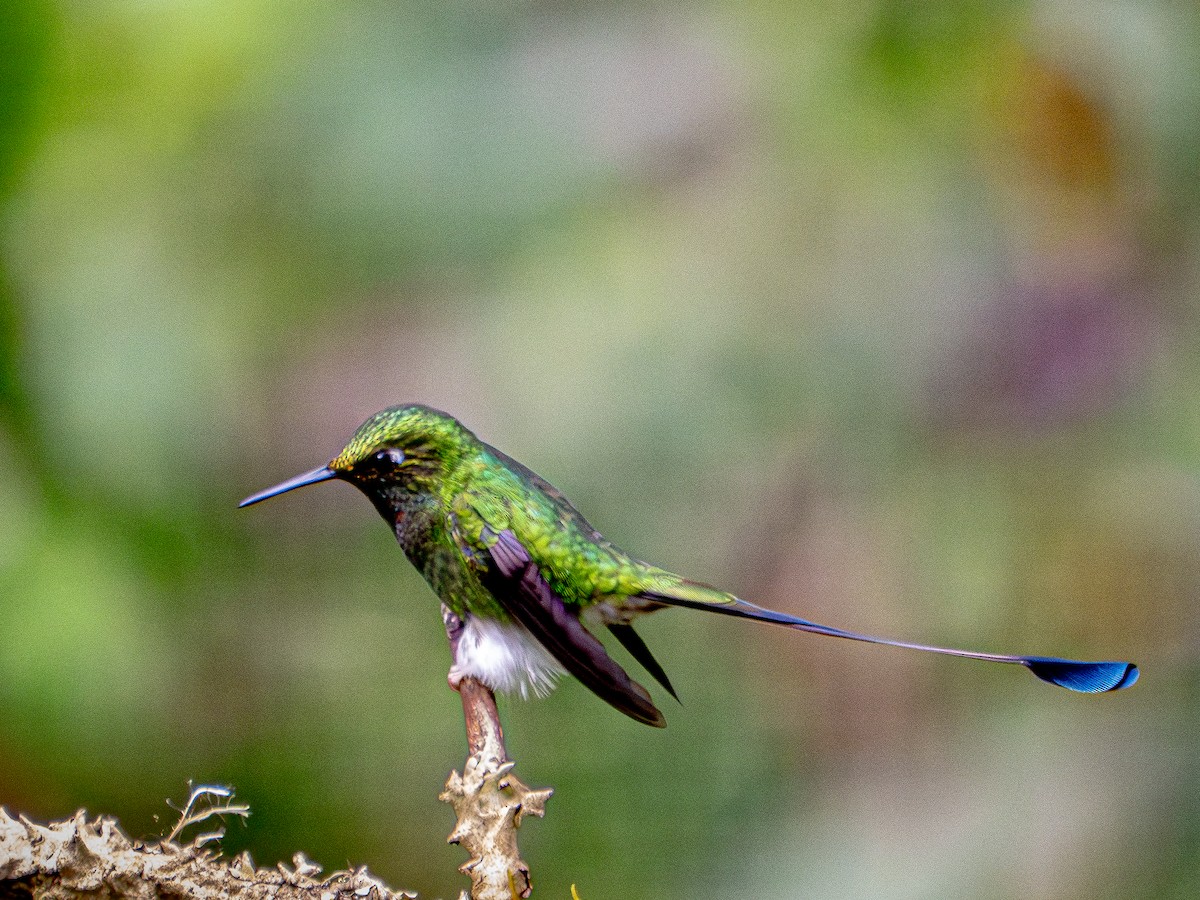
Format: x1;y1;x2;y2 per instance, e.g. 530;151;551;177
1023;657;1139;693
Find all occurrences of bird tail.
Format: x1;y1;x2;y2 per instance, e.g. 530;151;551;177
637;579;1138;694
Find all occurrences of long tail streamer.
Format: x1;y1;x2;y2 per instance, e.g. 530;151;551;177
643;588;1138;693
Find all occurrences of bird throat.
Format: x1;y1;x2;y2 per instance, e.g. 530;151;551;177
381;490;440;560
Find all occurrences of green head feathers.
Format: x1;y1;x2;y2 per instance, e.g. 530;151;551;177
329;404;479;476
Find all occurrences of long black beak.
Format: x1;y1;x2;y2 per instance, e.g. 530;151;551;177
239;465;338;508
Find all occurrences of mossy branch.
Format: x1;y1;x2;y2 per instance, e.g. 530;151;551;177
0;802;415;900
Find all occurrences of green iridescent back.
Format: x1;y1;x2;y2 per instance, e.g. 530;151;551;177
454;443;673;609
329;404;690;617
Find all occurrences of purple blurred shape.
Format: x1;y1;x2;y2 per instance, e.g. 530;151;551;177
928;276;1157;432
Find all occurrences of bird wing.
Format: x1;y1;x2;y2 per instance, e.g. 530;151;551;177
481;443;607;540
474;528;666;727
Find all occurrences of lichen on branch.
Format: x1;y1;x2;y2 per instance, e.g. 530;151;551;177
440;749;552;900
0;805;416;900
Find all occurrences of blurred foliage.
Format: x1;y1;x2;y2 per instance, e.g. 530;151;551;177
1;1;1198;898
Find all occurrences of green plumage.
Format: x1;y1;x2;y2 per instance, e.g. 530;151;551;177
330;405;706;620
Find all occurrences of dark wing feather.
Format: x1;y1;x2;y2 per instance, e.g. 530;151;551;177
481;530;666;727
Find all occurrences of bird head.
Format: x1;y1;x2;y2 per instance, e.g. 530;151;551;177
239;404;478;510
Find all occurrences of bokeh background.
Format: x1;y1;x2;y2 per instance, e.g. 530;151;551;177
1;1;1196;897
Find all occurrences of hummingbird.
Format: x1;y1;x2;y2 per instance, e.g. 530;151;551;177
240;404;1138;727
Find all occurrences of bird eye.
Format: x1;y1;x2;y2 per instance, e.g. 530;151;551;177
373;448;405;466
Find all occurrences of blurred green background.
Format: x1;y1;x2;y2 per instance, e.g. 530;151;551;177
0;1;1195;897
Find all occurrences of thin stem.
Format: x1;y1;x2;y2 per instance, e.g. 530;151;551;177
458;676;506;763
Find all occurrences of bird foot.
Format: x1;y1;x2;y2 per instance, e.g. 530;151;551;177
444;603;468;692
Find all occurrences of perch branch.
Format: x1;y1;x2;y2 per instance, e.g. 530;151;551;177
458;676;507;763
440;605;553;900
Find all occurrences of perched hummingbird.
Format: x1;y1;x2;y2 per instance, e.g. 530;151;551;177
240;405;1138;726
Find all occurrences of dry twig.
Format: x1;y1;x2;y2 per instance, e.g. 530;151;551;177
164;783;250;845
